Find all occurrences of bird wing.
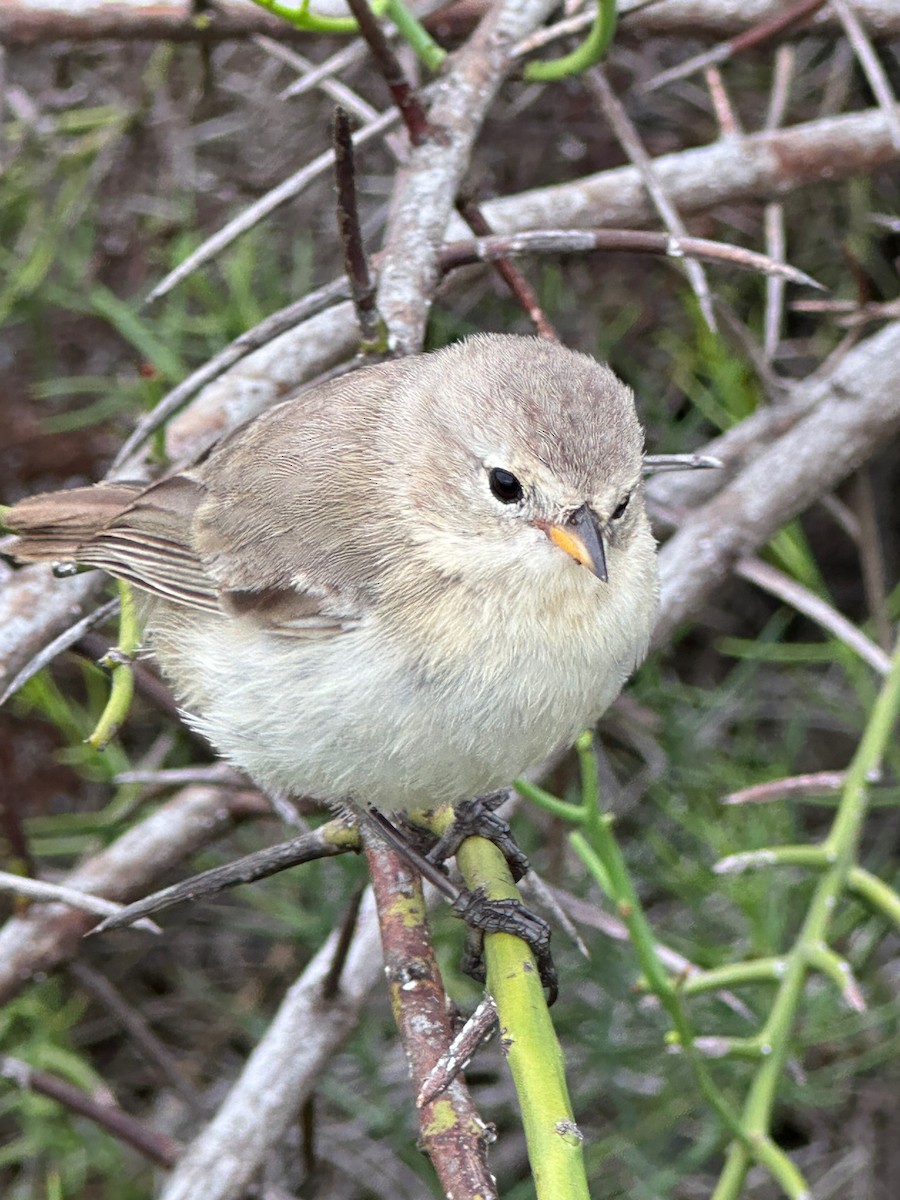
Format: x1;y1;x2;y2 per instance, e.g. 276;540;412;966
7;473;363;639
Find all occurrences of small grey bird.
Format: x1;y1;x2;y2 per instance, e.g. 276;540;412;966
7;334;659;818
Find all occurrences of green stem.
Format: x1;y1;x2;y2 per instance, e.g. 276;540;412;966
383;0;446;70
249;0;444;70
524;0;617;82
713;638;900;1200
715;844;832;874
516;777;586;824
679;957;787;996
86;582;137;751
249;0;357;34
452;832;589;1200
847;866;900;929
571;737;746;1143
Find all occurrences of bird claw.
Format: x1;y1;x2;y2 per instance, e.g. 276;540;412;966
452;888;558;1006
427;791;530;882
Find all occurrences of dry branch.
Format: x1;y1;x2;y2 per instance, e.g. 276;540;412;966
0;567;106;707
4;0;899;45
586;67;717;331
0;785;268;1004
154;105;897;469
655;322;900;646
619;0;899;40
375;0;557;352
0;0;298;45
482;109;899;235
157;887;385;1200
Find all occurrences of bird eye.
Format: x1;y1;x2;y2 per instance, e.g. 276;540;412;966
488;468;524;504
612;493;631;520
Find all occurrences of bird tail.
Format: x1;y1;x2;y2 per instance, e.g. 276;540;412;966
3;483;144;565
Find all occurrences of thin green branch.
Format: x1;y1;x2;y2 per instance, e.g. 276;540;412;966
567;736;747;1143
712;637;900;1200
805;944;865;1011
515;778;586;825
86;581;137;751
248;0;446;70
524;0;616;82
692;1036;771;1061
449;826;589;1200
249;0;357;34
847;865;900;928
383;0;446;71
715;844;832;874
679;958;787;996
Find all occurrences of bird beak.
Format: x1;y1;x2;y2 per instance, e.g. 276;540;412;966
546;504;608;582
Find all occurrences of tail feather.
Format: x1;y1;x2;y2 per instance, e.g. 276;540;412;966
5;477;221;613
4;483;144;563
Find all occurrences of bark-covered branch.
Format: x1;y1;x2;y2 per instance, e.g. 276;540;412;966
0;786;268;1004
655;322;900;645
3;0;898;46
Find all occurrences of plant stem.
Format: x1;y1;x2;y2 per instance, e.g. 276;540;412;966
713;637;900;1199
86;581;137;751
524;0;617;81
384;0;446;70
453;832;590;1200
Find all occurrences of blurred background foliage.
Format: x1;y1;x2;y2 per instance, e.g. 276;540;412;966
0;16;898;1200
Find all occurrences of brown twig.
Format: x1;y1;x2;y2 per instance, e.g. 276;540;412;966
456;196;559;339
0;785;269;1005
93;818;360;932
586;67;718;332
438;226;822;288
363;828;497;1200
321;882;366;1001
640;0;829;93
333;107;383;350
1;1055;181;1168
343;0;433;146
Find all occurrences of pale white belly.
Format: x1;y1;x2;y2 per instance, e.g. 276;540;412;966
146;542;656;812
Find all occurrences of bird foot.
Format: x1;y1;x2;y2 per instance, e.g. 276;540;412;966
426;790;530;882
453;890;557;1006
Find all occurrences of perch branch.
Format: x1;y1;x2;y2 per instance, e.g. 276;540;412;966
364;830;497;1200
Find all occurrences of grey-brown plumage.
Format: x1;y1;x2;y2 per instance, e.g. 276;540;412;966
7;334;659;812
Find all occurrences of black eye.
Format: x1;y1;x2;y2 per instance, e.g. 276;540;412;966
612;494;631;520
488;468;524;504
